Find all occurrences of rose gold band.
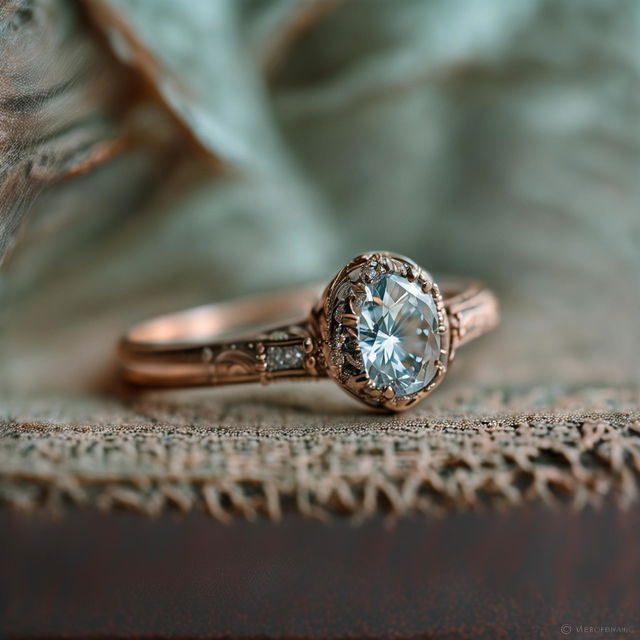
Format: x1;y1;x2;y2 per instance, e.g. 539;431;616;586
119;280;499;389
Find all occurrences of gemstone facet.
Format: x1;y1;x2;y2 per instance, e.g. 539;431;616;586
356;273;441;396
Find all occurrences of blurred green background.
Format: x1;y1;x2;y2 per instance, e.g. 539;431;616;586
1;0;639;399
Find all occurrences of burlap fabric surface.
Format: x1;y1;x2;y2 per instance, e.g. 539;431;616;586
1;1;639;521
2;385;639;520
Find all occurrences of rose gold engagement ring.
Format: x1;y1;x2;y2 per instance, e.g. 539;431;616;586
119;252;500;412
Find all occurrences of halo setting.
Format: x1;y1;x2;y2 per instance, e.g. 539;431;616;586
315;252;450;411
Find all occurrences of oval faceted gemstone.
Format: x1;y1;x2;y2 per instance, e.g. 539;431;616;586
356;273;441;396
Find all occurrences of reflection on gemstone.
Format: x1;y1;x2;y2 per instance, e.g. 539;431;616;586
356;273;441;396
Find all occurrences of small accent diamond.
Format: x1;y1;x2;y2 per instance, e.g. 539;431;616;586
362;259;382;283
266;345;305;371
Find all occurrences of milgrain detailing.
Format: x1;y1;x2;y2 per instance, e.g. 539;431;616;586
119;252;499;411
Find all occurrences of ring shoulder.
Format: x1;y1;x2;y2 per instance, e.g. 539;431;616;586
120;322;325;387
446;286;500;357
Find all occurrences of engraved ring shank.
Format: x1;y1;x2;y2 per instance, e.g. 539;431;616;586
119;280;498;388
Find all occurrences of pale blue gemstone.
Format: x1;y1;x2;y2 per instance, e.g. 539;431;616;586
357;273;441;396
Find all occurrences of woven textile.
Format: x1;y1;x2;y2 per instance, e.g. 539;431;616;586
2;385;638;520
1;1;639;524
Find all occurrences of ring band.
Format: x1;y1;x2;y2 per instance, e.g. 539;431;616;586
119;252;499;411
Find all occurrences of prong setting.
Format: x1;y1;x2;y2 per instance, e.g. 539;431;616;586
315;252;450;412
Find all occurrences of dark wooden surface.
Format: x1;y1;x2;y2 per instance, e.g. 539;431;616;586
1;505;639;639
